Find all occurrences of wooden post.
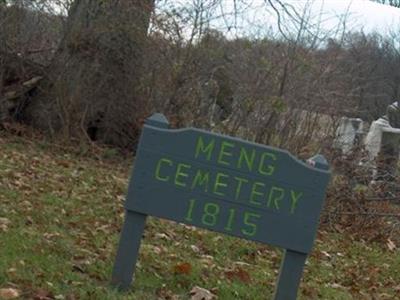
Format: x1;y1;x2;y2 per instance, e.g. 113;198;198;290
273;154;329;299
111;211;147;290
111;113;169;290
273;250;308;300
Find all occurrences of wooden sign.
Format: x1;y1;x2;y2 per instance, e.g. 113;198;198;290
112;113;330;299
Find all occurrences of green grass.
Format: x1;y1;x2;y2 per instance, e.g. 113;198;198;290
0;133;399;299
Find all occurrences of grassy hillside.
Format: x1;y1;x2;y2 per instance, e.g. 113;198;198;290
0;132;399;299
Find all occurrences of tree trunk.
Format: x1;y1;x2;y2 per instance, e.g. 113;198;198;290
26;0;154;148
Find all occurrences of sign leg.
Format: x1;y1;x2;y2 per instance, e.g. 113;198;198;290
273;250;307;300
111;210;147;290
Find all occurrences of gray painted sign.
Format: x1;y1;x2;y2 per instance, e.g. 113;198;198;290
112;113;330;299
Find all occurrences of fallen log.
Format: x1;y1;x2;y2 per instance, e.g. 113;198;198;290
0;49;44;123
0;76;43;122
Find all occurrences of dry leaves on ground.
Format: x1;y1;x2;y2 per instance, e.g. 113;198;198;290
189;286;216;300
0;288;20;299
224;268;251;283
174;262;192;275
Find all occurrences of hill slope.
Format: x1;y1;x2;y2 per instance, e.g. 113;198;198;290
0;133;399;299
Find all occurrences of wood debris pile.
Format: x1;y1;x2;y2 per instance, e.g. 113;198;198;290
0;51;44;123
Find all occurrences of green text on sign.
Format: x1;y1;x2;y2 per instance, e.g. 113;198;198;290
125;117;330;254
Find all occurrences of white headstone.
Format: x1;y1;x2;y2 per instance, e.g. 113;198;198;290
364;117;391;160
334;117;364;154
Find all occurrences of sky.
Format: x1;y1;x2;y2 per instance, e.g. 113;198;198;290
297;0;400;33
202;0;400;38
49;0;400;39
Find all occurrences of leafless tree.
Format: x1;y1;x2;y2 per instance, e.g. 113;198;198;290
21;0;155;148
372;0;400;7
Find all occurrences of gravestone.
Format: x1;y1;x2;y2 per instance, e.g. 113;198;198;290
365;102;400;182
365;116;391;161
334;117;364;154
375;128;400;181
111;113;330;300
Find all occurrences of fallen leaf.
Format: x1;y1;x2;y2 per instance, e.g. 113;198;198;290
387;239;396;251
0;217;10;232
0;217;10;225
233;261;250;267
155;286;180;300
328;283;345;289
0;288;20;299
321;251;331;258
155;233;170;240
190;286;216;300
225;268;251;283
57;160;70;168
33;288;54;300
174;262;192;275
152;246;162;255
191;245;200;253
6;268;17;275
